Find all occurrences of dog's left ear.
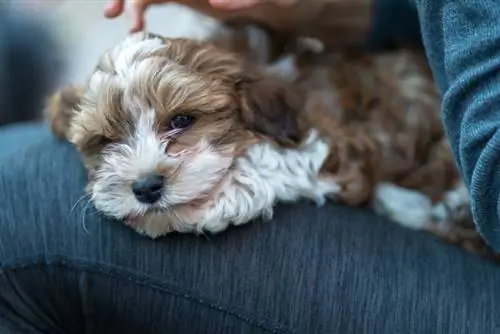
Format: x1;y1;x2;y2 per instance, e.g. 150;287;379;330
44;85;85;140
236;72;304;147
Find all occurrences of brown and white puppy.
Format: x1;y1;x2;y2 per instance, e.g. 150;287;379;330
46;30;480;255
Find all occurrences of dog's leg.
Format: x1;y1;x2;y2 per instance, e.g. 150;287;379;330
44;85;85;140
373;182;433;230
319;132;380;206
429;182;492;258
431;181;471;233
373;180;472;235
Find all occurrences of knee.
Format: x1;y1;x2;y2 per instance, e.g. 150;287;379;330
0;132;87;265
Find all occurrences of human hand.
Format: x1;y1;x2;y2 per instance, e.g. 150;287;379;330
208;0;298;10
104;0;372;49
104;0;303;33
104;0;167;33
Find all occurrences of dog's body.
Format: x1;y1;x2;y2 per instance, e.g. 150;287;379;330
46;25;487;257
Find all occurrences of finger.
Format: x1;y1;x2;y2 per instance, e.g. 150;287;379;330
209;0;261;10
104;0;126;18
275;0;299;5
130;0;149;33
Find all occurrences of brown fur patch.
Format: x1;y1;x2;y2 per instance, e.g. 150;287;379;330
45;85;85;139
237;73;305;147
294;49;449;204
294;47;498;260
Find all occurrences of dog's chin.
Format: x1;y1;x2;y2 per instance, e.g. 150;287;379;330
122;204;206;238
118;188;223;238
124;214;148;229
123;211;174;238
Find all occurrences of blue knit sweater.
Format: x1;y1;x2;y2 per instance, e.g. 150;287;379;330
370;0;500;251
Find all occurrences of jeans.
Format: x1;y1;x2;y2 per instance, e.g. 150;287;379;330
0;124;499;333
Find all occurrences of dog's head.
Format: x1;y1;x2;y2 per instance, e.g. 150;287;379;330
66;33;304;234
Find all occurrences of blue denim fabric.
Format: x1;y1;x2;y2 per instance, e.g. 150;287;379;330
0;125;500;333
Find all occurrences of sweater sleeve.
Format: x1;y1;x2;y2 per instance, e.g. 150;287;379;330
410;0;500;251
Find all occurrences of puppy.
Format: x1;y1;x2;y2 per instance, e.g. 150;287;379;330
46;30;488;258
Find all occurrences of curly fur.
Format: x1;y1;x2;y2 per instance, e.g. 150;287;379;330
45;26;489;259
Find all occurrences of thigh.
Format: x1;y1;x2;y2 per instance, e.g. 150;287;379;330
0;123;49;158
0;125;500;334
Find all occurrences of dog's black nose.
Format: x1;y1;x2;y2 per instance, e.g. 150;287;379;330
131;173;164;204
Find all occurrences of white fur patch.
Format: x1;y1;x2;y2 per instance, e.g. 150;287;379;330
190;131;340;233
373;182;433;230
373;181;472;233
113;36;164;77
91;110;165;218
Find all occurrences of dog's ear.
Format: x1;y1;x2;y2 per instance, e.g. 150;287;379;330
45;85;85;140
236;72;304;147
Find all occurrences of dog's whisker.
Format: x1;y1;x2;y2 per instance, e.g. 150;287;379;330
80;199;93;235
70;194;90;214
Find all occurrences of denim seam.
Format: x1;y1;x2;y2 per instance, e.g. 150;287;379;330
0;255;296;334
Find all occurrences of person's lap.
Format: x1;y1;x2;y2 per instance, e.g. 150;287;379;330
0;124;499;334
0;123;51;158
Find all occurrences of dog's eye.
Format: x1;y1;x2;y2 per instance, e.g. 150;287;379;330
170;115;196;130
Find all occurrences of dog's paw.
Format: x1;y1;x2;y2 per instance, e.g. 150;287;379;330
314;177;341;206
431;182;471;233
373;182;432;230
